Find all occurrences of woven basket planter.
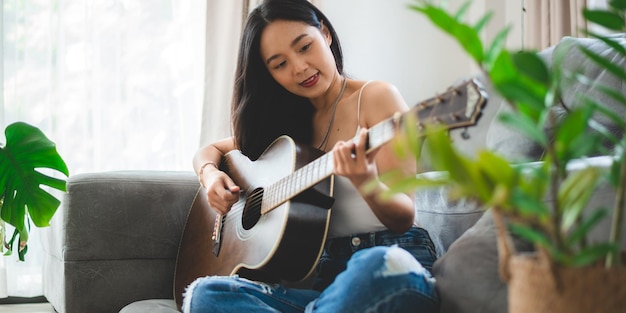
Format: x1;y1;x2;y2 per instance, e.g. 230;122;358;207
506;252;626;313
493;210;626;313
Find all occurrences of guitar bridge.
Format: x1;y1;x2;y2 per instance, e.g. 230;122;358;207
211;214;225;256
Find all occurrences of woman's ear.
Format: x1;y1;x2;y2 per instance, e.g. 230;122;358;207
320;21;332;46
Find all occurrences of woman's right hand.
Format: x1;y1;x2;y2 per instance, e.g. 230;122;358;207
201;170;241;215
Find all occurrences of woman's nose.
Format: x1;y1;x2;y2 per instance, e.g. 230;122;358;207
292;58;308;75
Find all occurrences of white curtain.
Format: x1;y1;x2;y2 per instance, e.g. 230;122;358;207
522;0;587;50
1;0;206;298
522;0;613;50
199;1;246;146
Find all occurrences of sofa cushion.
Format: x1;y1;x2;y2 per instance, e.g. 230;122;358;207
555;34;626;152
119;299;179;313
414;173;484;256
433;210;533;313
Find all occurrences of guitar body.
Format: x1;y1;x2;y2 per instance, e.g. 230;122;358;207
174;136;333;307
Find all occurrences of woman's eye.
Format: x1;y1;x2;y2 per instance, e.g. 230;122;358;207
274;61;286;70
300;43;312;52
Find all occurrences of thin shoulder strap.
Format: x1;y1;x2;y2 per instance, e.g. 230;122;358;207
356;80;374;135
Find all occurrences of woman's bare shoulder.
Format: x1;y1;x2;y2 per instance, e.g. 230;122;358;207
355;80;409;126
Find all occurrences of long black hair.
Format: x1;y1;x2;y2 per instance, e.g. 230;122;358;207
232;0;344;160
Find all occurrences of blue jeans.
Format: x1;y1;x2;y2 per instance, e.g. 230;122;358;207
182;227;439;313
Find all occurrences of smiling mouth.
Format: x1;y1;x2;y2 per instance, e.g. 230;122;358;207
300;73;319;87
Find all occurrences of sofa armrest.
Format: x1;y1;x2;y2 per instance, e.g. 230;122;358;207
43;171;199;313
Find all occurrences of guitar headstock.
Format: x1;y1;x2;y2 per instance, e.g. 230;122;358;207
408;78;488;132
365;78;488;152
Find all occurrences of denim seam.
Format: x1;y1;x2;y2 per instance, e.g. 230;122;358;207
363;288;439;313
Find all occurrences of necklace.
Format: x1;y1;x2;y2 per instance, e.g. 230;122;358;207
316;77;347;150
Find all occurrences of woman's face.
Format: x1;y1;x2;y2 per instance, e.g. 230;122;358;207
260;19;339;99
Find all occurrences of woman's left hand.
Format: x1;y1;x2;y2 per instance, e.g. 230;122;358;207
332;128;380;188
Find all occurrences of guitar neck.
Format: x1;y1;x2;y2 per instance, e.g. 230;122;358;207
261;78;486;214
260;110;418;214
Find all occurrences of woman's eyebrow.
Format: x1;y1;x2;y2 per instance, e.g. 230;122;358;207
265;33;309;65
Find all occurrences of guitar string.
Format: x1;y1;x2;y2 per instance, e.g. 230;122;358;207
229;189;289;227
213;186;269;228
239;158;326;225
224;191;263;227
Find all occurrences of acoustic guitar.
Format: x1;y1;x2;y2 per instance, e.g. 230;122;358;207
173;78;488;308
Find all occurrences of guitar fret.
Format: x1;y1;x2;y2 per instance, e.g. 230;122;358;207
368;119;395;153
300;167;306;188
296;170;304;198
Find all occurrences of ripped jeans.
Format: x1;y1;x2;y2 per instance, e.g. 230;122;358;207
182;227;439;313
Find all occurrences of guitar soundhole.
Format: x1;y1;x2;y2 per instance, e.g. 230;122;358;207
242;188;263;230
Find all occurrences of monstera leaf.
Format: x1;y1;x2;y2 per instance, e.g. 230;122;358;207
0;122;68;260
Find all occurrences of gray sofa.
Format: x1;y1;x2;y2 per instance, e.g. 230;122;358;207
42;34;626;313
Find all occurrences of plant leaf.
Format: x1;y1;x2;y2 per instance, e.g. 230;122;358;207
610;0;626;10
513;51;550;85
485;27;510;68
509;223;557;253
609;152;624;187
0;122;68;239
566;208;608;247
583;31;626;56
554;106;598;161
473;11;493;33
454;0;472;20
559;167;601;232
517;162;550;202
585;95;626;128
571;243;619;266
409;3;484;63
509;188;550;219
476;150;515;187
490;51;548;116
595;84;626;109
583;9;625;31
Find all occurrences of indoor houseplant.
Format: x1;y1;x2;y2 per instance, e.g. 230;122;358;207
0;122;68;261
385;1;626;312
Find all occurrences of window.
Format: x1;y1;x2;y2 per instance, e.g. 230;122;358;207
1;0;206;297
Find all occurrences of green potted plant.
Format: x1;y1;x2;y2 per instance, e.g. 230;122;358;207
0;122;68;261
384;1;626;312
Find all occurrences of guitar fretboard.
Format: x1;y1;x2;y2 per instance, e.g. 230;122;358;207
260;79;486;214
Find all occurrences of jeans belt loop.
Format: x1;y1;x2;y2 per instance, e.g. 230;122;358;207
369;232;376;247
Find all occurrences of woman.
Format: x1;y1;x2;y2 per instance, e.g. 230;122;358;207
185;0;439;312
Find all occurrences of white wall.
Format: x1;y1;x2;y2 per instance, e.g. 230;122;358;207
322;0;523;106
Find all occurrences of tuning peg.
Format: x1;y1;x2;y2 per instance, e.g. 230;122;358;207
461;127;470;140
